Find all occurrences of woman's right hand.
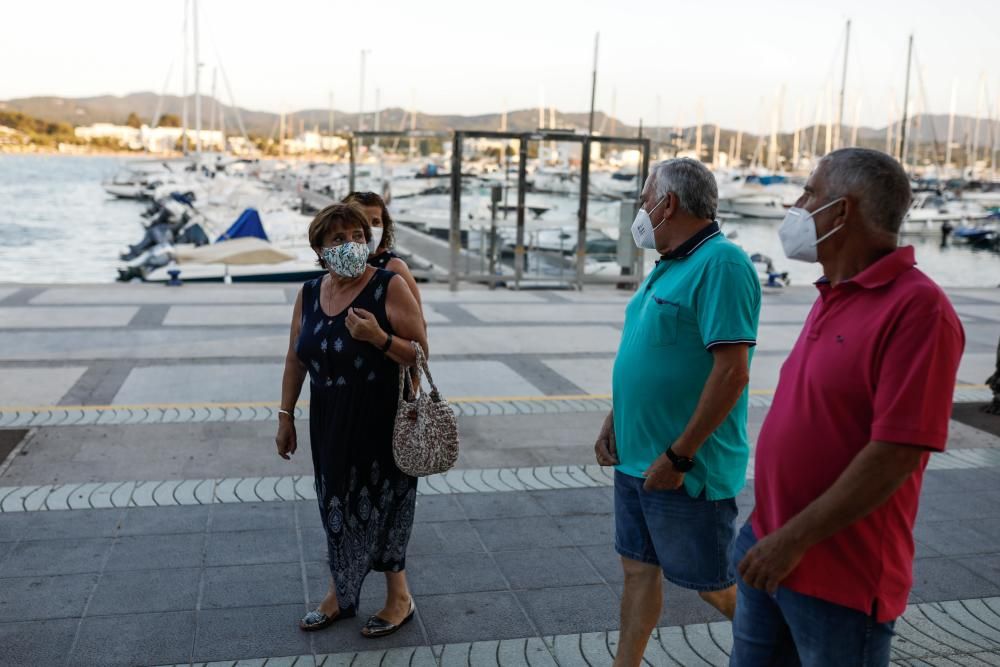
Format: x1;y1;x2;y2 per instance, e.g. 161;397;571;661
276;417;297;460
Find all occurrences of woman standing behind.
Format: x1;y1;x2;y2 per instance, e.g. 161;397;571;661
275;202;427;638
343;191;423;315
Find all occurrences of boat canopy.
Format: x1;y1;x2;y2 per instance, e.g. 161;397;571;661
217;208;268;242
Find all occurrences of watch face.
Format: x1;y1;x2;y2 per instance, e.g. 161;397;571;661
667;449;695;472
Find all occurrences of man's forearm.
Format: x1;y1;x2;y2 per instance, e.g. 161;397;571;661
779;441;925;549
671;356;748;458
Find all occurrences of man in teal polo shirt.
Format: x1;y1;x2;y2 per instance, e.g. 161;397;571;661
594;158;761;667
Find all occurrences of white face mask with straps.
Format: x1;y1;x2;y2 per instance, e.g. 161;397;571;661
631;196;667;250
778;197;845;263
368;226;384;253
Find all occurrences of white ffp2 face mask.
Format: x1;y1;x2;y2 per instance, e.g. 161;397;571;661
368;226;384;253
778;197;845;263
631;197;667;250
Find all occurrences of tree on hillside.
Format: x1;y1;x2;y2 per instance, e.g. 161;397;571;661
126;112;143;128
159;114;181;128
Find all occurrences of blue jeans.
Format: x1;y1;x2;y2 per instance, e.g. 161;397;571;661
731;522;895;667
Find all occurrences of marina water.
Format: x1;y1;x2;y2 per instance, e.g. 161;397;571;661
1;154;997;287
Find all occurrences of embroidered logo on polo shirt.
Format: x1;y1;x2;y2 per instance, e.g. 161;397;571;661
836;335;845;343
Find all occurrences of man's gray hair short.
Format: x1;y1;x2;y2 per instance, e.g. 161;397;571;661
818;148;911;234
647;158;718;221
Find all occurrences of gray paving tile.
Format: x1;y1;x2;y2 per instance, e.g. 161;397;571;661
579;544;624;585
72;610;196;667
0;537;110;577
657;582;728;627
911;557;1000;602
920;469;1000;495
193;604;312;662
916;520;1000;557
406;552;509;596
406;521;485;555
0;572;98;622
415;591;536;645
205;529;300;567
0;513;31;542
470;516;575;552
119;505;210;536
554;514;615;547
299;524;330;563
516;583;620;636
20;508;124;540
953;556;1000;598
413;494;466;523
209;501;296;533
202;562;305;609
531;487;614;516
497;547;604;590
88;567;201;615
0;617;79;666
456;492;548;520
105;533;205;571
304;560;387;610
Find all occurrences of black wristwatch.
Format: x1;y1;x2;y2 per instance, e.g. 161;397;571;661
665;447;695;472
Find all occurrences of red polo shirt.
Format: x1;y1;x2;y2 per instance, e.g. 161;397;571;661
752;246;965;623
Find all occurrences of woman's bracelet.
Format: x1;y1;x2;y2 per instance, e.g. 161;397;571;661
380;332;394;353
278;408;294;420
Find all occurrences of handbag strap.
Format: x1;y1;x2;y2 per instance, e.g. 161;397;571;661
411;342;443;402
398;347;423;404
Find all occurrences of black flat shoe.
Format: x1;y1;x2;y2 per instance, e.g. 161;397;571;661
299;606;355;632
361;599;416;638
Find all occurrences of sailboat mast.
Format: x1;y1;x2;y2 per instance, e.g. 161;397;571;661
836;19;851;150
945;80;957;170
358;50;368;132
209;68;217;145
695;99;703;162
899;34;914;165
181;0;189;155
409;91;416;158
792;100;801;170
192;0;202;155
328;91;334;146
588;32;599;136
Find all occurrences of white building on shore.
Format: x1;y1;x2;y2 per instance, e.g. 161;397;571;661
74;123;225;153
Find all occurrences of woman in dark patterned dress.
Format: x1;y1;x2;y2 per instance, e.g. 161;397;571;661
275;203;427;638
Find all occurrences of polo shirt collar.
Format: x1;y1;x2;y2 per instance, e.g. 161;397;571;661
815;246;916;291
657;222;721;263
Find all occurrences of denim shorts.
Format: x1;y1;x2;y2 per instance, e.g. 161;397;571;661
613;470;738;591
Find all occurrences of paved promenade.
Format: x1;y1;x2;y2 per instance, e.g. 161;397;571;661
0;282;998;666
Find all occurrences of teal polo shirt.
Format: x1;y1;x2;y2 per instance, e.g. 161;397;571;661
612;222;761;500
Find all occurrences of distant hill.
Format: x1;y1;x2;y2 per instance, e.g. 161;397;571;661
1;92;995;149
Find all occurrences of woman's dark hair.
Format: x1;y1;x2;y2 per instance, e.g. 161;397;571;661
343;191;394;252
309;202;372;268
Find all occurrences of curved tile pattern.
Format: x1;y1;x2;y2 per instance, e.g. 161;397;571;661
150;596;1000;665
3;444;998;512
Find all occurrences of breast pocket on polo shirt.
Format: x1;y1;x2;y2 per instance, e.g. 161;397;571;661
645;296;679;346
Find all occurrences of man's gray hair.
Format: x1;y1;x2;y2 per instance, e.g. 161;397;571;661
647;158;718;221
818;148;911;234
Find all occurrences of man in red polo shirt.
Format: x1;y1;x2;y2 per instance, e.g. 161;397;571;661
731;148;965;666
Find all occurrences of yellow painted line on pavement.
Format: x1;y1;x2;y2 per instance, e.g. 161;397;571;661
0;384;987;414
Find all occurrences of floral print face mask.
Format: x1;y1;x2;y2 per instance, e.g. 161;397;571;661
323;242;370;278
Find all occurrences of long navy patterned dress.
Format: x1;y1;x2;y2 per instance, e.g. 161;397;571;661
295;269;417;615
